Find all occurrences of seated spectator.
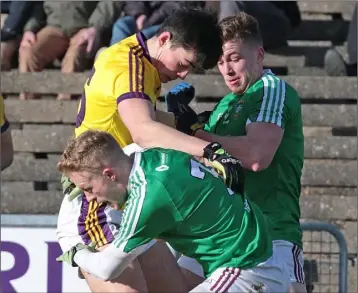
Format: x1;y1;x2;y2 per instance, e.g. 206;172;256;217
324;3;357;76
18;1;123;100
110;1;205;46
219;1;301;50
1;1;43;70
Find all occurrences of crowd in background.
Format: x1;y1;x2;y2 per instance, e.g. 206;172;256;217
0;1;356;99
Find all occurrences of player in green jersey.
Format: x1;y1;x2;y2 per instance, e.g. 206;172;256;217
167;12;306;293
57;130;289;293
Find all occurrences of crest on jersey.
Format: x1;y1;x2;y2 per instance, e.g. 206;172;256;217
155;165;169;172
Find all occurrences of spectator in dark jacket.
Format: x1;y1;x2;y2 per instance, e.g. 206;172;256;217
1;1;43;70
110;1;205;46
18;1;124;100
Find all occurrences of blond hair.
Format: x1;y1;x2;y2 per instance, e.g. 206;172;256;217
57;130;121;174
219;12;262;45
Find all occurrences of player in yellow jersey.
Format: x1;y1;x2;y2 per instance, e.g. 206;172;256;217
57;7;243;293
1;95;14;171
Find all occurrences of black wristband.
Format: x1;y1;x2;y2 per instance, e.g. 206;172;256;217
70;246;79;267
203;142;222;159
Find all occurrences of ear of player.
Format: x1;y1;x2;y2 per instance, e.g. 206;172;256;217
203;142;245;195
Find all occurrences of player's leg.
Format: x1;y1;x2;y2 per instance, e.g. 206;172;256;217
138;240;189;293
273;240;307;293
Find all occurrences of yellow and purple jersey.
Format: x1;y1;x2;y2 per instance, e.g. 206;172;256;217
75;32;161;147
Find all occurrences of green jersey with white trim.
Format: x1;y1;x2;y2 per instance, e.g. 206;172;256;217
113;148;272;277
204;70;304;248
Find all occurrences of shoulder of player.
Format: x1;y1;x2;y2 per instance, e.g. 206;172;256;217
246;72;301;105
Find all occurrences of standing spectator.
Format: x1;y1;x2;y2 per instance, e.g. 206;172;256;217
18;1;124;100
219;1;301;50
110;1;205;46
324;3;357;76
1;1;43;70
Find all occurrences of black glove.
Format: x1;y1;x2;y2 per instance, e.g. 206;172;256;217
175;104;204;135
203;142;245;194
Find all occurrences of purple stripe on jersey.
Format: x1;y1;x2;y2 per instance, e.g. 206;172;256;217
1;119;10;133
78;194;91;245
129;47;133;93
135;48;139;93
75;94;86;128
97;204;114;243
116;92;151;104
136;32;152;63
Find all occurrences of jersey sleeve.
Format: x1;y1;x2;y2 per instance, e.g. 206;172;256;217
115;49;156;105
112;174;178;253
1;96;10;133
246;76;289;129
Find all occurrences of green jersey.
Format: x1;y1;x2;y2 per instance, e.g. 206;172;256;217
113;148;272;277
204;70;304;248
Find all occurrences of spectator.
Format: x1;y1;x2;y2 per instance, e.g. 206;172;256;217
18;1;124;100
219;1;301;50
110;1;205;46
1;1;43;70
324;3;357;76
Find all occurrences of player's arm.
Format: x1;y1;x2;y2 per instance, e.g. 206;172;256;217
195;124;282;171
1;97;14;171
114;60;208;157
118;98;208;157
71;180;178;281
195;83;288;171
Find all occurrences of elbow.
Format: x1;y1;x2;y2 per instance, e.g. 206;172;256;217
244;153;272;172
96;266;121;282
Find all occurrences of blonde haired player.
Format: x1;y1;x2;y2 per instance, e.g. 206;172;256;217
58;130;290;293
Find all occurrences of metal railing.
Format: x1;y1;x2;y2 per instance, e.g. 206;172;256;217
301;221;348;293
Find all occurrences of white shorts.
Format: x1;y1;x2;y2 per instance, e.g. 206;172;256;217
178;240;305;285
56;143;155;252
273;240;305;284
189;252;290;293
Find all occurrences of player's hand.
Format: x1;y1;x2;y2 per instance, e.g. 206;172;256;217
203;142;245;194
175;103;203;135
56;242;97;267
61;174;83;202
165;82;195;115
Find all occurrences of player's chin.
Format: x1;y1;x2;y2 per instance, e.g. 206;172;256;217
160;74;173;83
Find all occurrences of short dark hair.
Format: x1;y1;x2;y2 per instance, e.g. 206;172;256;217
219;12;263;46
156;6;222;70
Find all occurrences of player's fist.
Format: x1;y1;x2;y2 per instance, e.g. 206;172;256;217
203;142;245;194
175;103;202;135
56;242;97;267
165;82;195;114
